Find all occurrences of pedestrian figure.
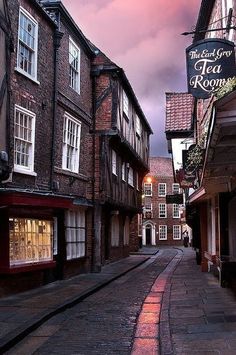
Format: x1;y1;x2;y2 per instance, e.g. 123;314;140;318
182;230;189;247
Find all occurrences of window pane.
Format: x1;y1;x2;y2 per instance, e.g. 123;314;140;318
69;38;80;93
18;9;37;78
9;218;53;266
65;210;86;260
62;114;81;173
14;106;35;172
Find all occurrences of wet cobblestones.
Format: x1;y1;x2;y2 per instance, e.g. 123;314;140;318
6;249;177;354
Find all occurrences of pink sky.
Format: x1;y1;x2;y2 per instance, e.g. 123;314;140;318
63;0;200;156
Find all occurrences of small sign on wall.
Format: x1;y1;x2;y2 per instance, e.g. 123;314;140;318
186;38;236;99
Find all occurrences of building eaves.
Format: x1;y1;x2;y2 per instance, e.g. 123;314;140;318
30;0;58;27
40;0;95;57
193;0;215;42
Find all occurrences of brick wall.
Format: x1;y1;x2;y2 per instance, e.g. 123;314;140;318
8;0;55;190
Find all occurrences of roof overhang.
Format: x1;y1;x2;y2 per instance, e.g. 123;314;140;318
201;90;236;193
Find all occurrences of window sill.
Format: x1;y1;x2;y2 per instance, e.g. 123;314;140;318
15;67;40;85
66;256;87;262
0;261;56;274
54;167;89;181
14;167;37;177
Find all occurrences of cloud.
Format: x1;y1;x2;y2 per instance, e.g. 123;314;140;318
62;0;200;156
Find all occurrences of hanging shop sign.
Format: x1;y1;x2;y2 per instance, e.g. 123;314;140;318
166;194;183;204
186;38;236;99
182;145;205;175
175;168;194;189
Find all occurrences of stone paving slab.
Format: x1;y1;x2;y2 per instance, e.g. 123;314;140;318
164;247;236;355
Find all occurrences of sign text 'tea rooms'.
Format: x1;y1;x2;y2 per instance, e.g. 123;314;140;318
186;39;236;99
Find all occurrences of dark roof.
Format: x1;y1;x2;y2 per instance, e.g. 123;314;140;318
165;92;194;134
148;157;173;177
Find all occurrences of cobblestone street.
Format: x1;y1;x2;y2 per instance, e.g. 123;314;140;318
3;248;177;354
2;247;236;354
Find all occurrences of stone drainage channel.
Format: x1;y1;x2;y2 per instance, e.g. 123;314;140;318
132;249;183;355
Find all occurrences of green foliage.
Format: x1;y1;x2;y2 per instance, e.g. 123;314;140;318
215;77;236;99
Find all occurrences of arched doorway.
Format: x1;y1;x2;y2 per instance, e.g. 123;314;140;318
142;221;156;245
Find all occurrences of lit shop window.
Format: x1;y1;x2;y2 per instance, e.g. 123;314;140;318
9;218;53;266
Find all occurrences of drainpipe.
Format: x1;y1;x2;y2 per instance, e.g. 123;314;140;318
91;68;102;272
50;29;63;191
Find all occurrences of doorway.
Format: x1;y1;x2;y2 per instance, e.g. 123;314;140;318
145;224;151;245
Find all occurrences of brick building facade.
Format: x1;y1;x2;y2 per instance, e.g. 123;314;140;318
0;0;152;296
142;157;187;247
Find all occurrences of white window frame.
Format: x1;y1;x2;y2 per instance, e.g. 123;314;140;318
122;162;126;181
123;90;129;117
144;182;152;196
136;114;141;137
136;172;139;190
62;112;81;173
128;166;134;186
123;216;130;246
159;203;167;218
65;209;86;260
69;37;80;93
144;203;152;213
173;225;181;240
159;225;167;240
14;105;36;176
172;183;180;194
111;214;119;247
158;183;166;197
112;150;117;176
16;7;38;82
144;203;153;218
173;204;180;218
